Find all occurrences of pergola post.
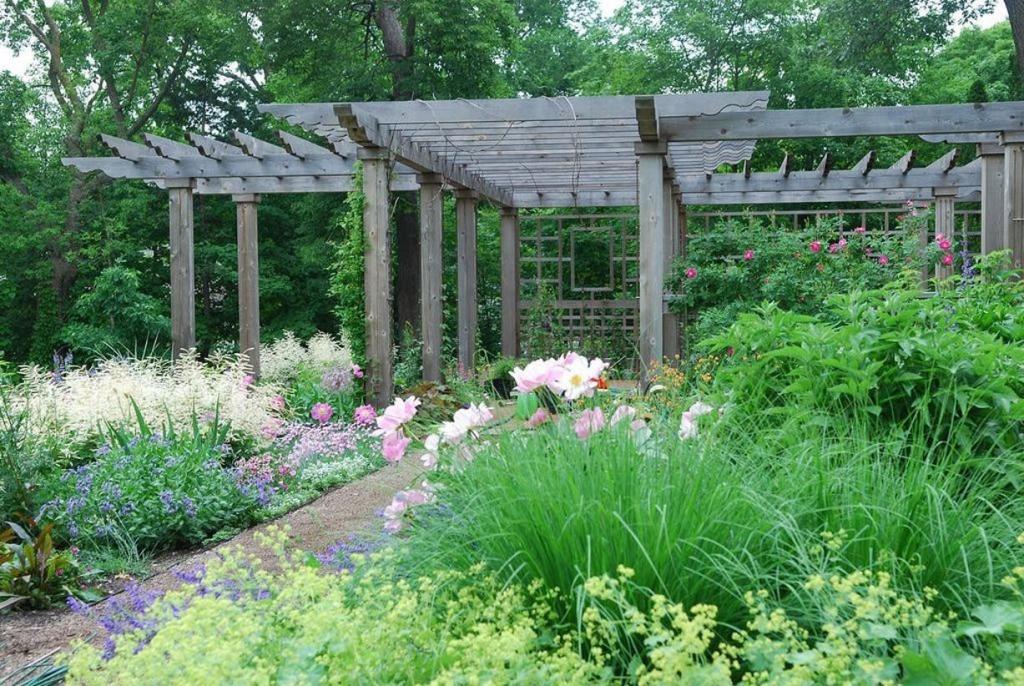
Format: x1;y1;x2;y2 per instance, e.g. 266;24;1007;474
418;174;444;383
167;179;196;359
233;193;262;377
636;141;667;372
359;146;393;406
662;174;681;360
455;189;479;372
1002;134;1024;269
500;206;520;358
674;189;688;352
979;143;1005;254
933;188;956;281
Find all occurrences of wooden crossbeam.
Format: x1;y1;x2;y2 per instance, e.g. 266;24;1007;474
889;150;916;174
852;150;876;176
187;133;244;159
334;103;513;205
926;148;959;172
817;153;833;177
779;152;793;177
675;165;978;194
660;102;1024;141
143;133;200;160
233;131;291;159
99;134;156;161
276;130;334;159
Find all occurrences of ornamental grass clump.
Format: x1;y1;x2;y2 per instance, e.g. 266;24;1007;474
401;410;1024;652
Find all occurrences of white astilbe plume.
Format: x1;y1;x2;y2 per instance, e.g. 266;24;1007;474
17;352;279;453
260;332;352;385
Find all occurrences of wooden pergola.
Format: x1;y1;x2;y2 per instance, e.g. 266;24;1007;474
64;94;1024;405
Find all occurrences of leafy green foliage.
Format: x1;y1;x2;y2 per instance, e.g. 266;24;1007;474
703;267;1024;458
37;414;254;553
669;214;934;342
61;266;170;359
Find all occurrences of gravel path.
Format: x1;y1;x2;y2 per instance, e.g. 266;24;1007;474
0;458;422;680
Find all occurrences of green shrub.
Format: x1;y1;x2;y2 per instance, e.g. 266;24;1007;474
702;269;1024;457
669;213;936;342
36;415;254;553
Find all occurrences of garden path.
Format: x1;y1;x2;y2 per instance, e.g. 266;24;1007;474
0;458;422;680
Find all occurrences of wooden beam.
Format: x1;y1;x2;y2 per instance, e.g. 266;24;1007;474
276;130;335;159
334;104;513;205
816;153;833;177
99;134;157;161
500;207;520;358
889;150;916;175
926;148;959;173
234;194;261;377
921;133;1000;144
635;96;660;142
675;166;979;194
188;133;243;159
455;189;479;371
167;181;196;359
63;153;360;179
144;133;200;160
779;152;793;178
852;150;877;176
979;143;1005;253
636;141;666;372
418;174;444;382
233;131;290;159
360;147;393;406
660;102;1024;141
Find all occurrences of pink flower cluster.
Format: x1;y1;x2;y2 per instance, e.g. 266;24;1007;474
574;405;644;440
510;352;609;401
375;396;420;463
936;232;955;268
382;482;434;533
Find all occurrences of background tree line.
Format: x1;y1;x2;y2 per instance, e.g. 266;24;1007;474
0;0;1020;366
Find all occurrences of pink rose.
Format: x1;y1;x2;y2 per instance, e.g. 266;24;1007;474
743;249;755;261
942;253;954;266
878;254;890;266
938;239;952;251
685;267;698;279
809;241;822;254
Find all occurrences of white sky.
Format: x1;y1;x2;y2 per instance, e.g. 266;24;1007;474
0;1;1011;79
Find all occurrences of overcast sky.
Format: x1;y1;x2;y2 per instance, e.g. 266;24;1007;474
0;1;1011;81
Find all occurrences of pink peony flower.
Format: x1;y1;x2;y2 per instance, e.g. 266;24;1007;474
678;401;714;440
685;267;698;279
510;358;561;393
942;253;954;266
352;363;364;379
743;249;755;261
310;403;334;424
574;407;605;439
381;431;411;463
828;242;839;254
353;404;377;426
809;241;822;254
938;239;952;251
270;395;286;411
526;408;551;428
439;403;494;443
375;396;421;434
878;254;890;266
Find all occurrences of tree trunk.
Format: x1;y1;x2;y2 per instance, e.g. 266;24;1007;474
374;2;422;342
1007;0;1024;78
